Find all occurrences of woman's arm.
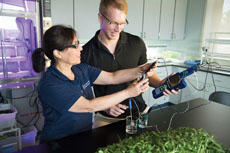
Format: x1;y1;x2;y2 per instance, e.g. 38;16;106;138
94;63;156;85
68;78;149;113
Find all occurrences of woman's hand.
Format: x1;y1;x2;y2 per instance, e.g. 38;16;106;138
126;78;149;98
139;61;158;78
105;104;128;117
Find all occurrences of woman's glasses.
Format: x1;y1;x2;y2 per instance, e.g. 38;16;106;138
65;40;80;49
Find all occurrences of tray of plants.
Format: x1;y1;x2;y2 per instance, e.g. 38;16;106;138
96;127;229;153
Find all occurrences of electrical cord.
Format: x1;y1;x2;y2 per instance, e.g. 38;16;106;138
152;61;220;132
1;89;36;100
186;62;218;101
0;85;42;131
16;94;41;130
131;58;222;133
136;59;220;132
156;81;199;132
130;98;141;118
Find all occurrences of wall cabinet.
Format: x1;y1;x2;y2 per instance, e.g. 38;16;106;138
126;0;187;40
51;0;187;41
143;0;161;40
125;0;143;37
159;0;188;40
51;0;100;42
51;0;74;27
203;73;230;99
74;0;100;41
125;0;161;40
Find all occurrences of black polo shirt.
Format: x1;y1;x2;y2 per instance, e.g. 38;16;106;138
82;30;148;118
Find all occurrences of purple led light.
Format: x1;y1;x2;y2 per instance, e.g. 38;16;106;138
0;81;35;90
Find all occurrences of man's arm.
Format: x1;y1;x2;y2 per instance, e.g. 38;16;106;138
149;73;180;96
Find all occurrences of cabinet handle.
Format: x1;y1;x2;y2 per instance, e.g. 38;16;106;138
214;80;222;83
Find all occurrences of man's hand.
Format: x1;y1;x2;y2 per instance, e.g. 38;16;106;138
105;104;128;117
161;73;181;96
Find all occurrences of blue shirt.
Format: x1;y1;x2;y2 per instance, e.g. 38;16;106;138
38;63;101;142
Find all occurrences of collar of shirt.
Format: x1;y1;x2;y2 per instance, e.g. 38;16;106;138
94;30;128;53
48;63;81;82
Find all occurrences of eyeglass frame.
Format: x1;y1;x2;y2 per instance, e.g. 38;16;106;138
64;40;80;49
100;12;129;26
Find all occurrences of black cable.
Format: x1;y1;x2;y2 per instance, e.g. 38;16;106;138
17;96;41;129
187;101;211;112
0;92;5;103
25;91;40;127
16;88;42;129
2;89;37;100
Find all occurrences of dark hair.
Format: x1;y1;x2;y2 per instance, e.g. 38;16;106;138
32;25;76;73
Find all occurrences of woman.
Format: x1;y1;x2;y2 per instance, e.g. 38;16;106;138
32;25;155;143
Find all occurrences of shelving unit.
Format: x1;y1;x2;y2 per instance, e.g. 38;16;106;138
0;0;42;89
0;41;31;79
0;128;22;152
0;104;22;152
202;32;230;69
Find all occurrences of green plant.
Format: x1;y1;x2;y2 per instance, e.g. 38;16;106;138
96;127;229;153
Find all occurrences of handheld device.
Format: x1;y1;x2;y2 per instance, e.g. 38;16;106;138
138;61;157;81
152;64;200;99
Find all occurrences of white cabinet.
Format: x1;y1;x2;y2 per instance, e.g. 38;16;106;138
142;0;161;40
180;78;205;102
203;83;230;100
51;0;100;42
173;0;188;40
159;0;175;40
51;0;187;41
126;0;187;40
125;0;144;37
125;0;161;40
51;0;74;27
74;0;100;41
203;73;230;99
159;0;188;40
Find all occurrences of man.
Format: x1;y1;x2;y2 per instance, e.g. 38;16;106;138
81;0;178;128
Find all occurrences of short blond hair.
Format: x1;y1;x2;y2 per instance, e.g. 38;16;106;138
99;0;128;15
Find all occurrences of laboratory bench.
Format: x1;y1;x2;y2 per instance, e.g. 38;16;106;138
14;98;230;153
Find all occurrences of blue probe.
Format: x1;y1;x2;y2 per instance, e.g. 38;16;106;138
129;98;132;110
